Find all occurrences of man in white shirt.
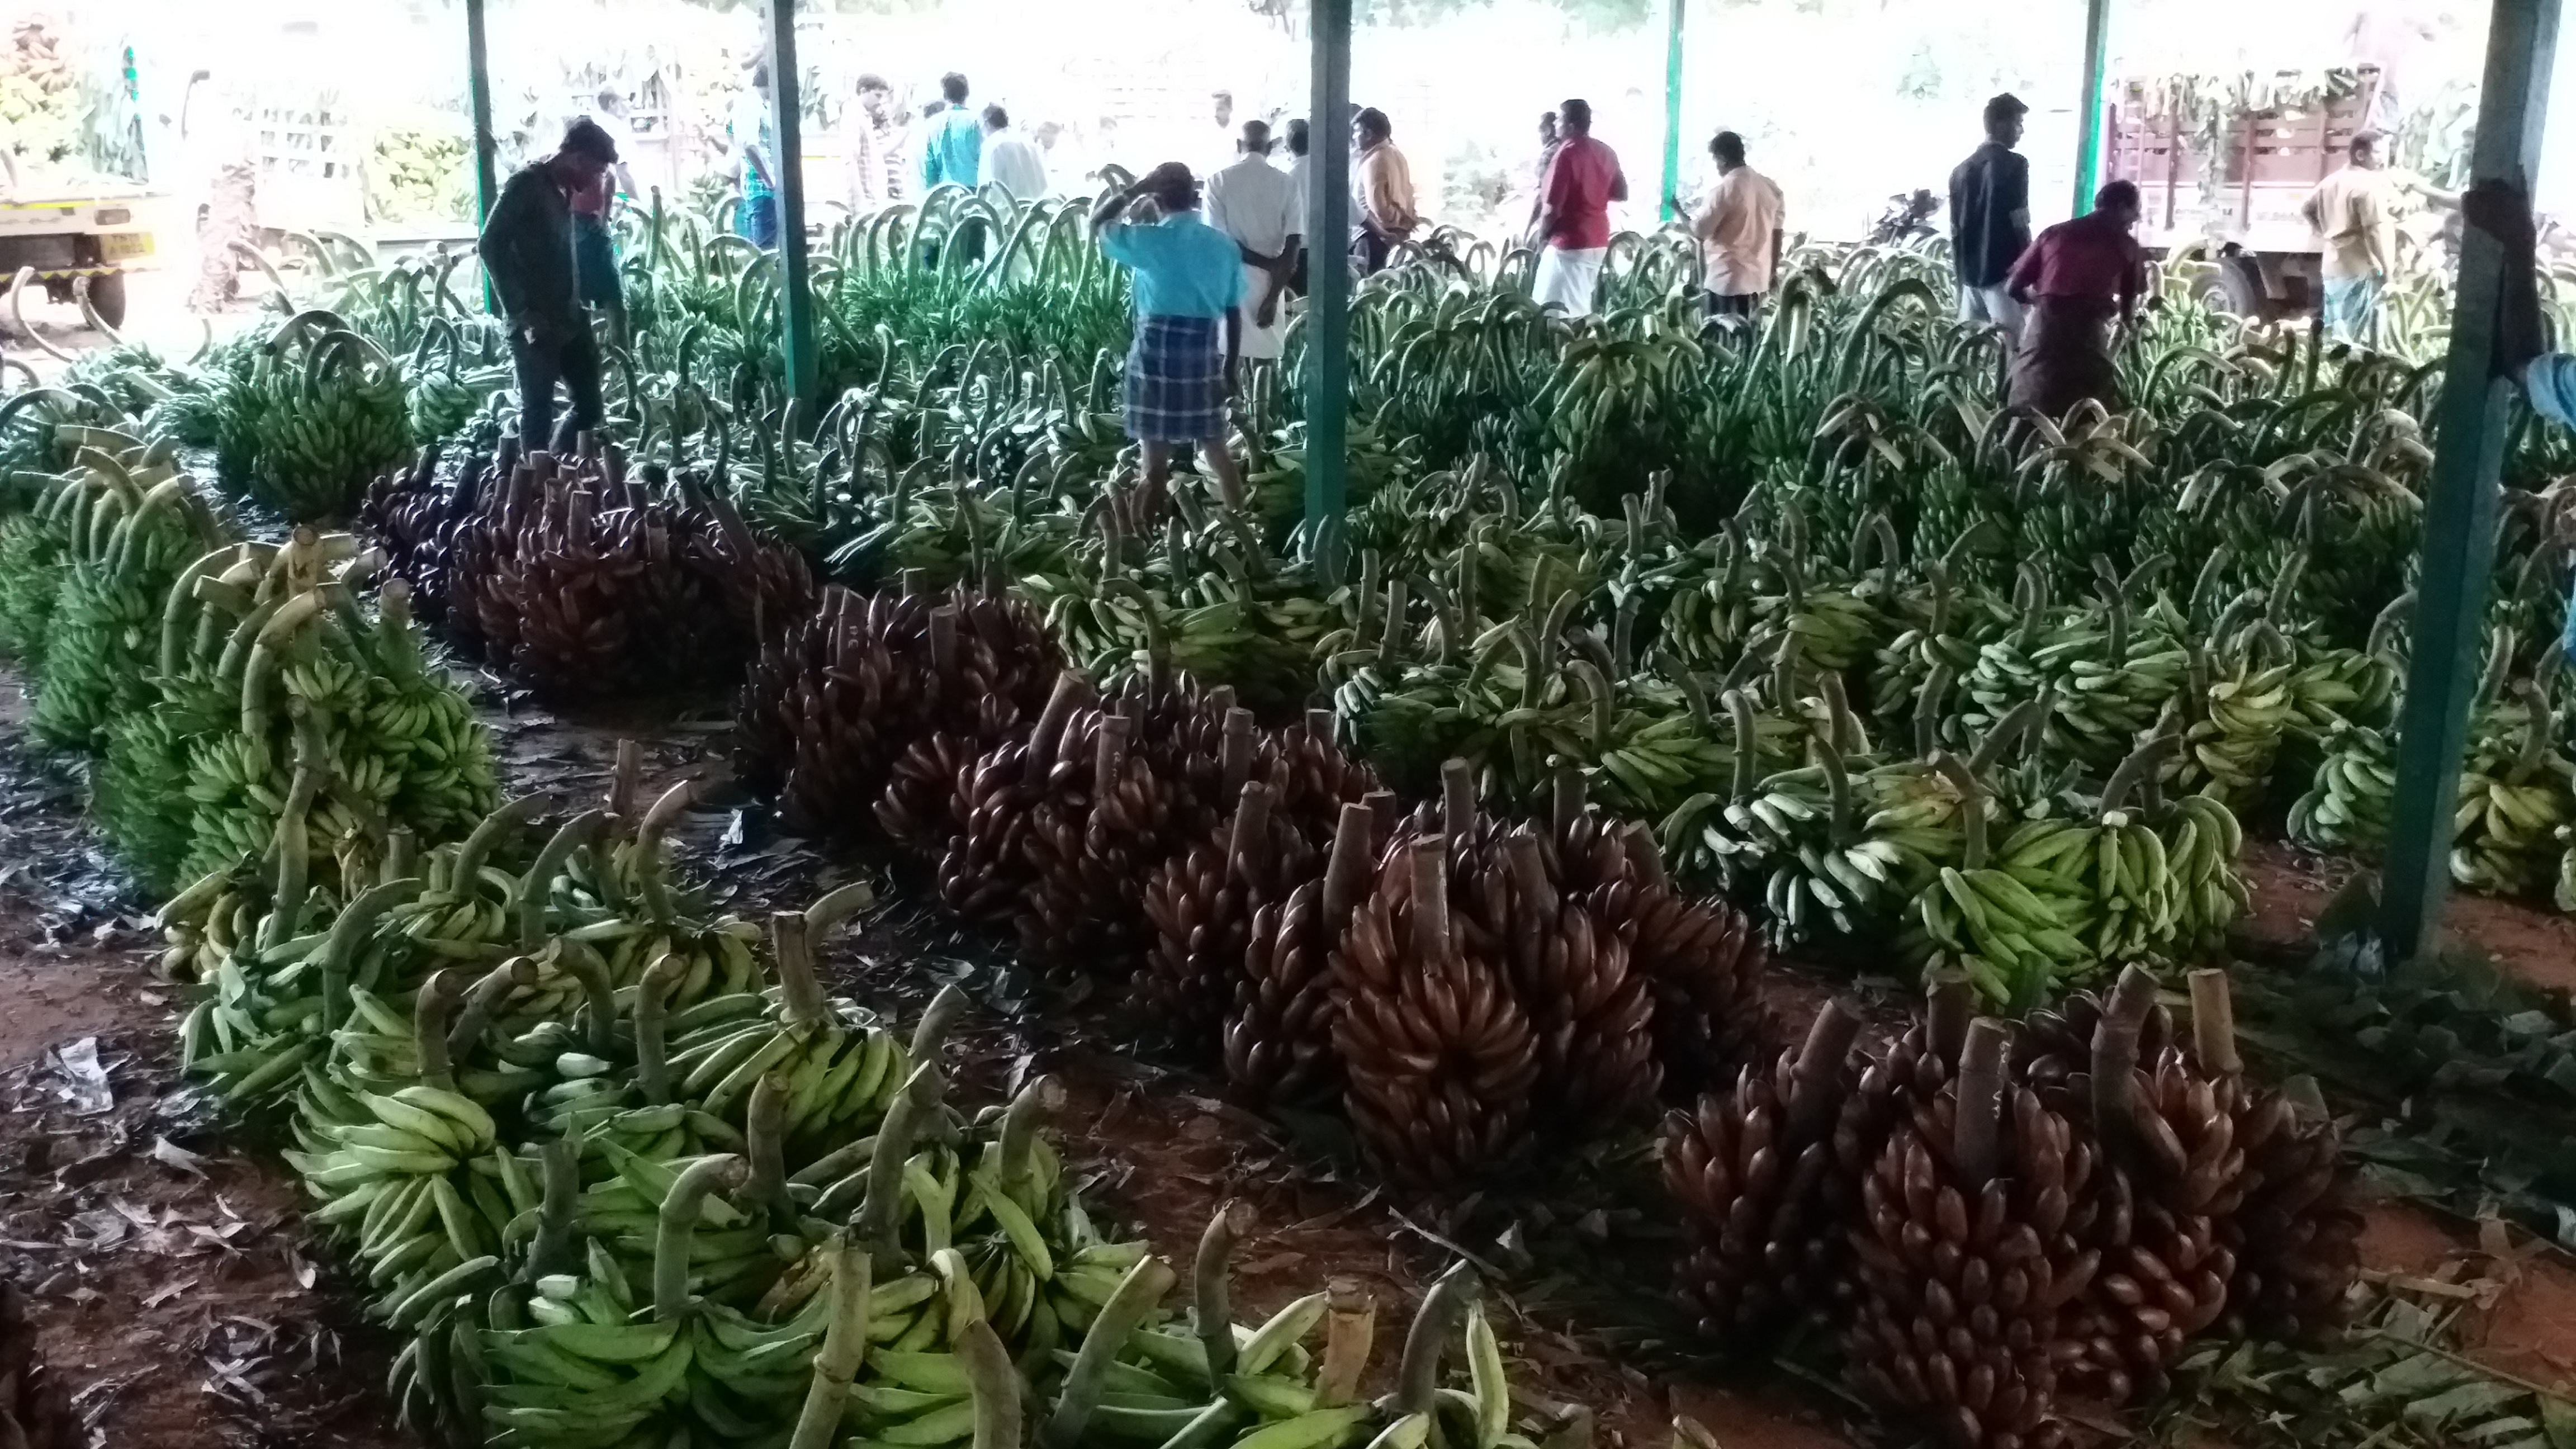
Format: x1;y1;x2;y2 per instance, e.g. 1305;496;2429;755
981;104;1048;201
1688;130;1784;318
1208;90;1239;176
1204;120;1301;371
1283;118;1312;293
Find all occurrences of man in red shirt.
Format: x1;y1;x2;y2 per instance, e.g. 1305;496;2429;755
1532;97;1626;318
2004;179;2145;417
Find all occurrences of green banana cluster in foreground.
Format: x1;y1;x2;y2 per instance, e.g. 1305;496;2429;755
162;737;1587;1449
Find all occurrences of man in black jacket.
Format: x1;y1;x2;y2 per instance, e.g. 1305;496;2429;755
477;118;619;452
1949;93;2032;337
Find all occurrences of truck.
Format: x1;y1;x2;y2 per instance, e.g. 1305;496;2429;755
0;151;168;330
2099;67;2383;323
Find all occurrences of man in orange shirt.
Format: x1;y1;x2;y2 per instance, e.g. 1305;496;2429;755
1689;130;1783;319
1352;107;1418;275
2302;132;2399;345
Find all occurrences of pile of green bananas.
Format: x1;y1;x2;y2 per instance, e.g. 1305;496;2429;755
405;320;510;446
101;527;498;897
1020;508;1338;716
18;427;228;754
164;733;1608;1449
191;312;416;523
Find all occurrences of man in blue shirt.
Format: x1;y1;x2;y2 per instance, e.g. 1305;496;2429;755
1093;162;1249;514
920;73;987;264
2461;177;2576;660
921;73;983;191
733;64;780;248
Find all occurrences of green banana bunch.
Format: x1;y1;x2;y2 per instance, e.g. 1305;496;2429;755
2165;616;2298;807
25;433;228;755
1899;755;2096;1010
2450;678;2574;898
1745;506;1886;676
1017;1216;1576;1449
1867;549;2004;745
2286;722;2398;856
1719;679;1912;945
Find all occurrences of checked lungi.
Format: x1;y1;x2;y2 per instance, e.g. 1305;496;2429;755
1124;315;1225;442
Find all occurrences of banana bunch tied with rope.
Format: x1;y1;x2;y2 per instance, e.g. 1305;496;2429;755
20;425;229;755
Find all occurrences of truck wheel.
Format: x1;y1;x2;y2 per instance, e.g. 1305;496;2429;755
84;273;127;331
2191;256;2266;319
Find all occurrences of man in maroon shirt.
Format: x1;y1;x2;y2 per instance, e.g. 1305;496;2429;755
1532;97;1627;318
2004;179;2145;417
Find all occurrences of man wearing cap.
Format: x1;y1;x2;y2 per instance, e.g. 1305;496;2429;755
1092;162;1251;515
478;117;620;452
1949;94;2033;335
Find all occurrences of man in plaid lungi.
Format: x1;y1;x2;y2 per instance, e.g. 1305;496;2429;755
1093;162;1251;512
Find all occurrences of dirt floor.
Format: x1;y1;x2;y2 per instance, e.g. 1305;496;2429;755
0;688;416;1449
7;660;2576;1449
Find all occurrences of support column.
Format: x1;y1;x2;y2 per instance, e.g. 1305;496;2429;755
1659;0;1685;224
1304;0;1352;586
767;0;818;411
465;0;498;310
2381;0;2561;962
2072;0;2111;216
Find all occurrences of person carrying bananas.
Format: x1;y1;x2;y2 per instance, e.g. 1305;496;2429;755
477;117;619;453
1092;161;1252;515
2464;174;2576;660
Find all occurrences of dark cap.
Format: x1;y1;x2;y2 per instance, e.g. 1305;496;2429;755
561;116;619;165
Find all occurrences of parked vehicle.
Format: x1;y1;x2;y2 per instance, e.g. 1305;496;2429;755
2100;67;2383;323
0;151;167;330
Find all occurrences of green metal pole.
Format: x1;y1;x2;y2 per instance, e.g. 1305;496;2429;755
1659;0;1684;224
465;0;498;314
766;0;818;411
465;0;497;225
2380;0;2560;963
2072;0;2110;216
1304;0;1352;586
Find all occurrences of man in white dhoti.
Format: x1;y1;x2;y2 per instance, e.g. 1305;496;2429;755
1203;119;1302;382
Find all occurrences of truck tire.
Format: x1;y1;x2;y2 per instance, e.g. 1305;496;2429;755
2189;254;2267;319
84;272;127;331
